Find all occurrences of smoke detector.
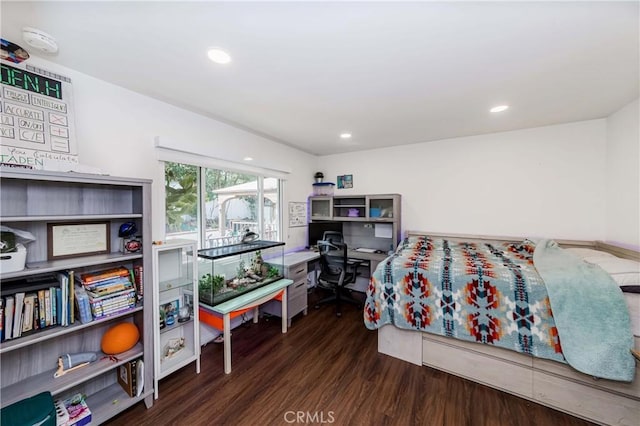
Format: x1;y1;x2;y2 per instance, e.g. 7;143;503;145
22;27;58;54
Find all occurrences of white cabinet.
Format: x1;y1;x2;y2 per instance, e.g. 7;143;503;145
0;168;154;422
152;240;200;399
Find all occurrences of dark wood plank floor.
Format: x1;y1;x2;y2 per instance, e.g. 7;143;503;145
106;290;594;426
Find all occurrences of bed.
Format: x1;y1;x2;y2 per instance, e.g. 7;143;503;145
364;231;640;426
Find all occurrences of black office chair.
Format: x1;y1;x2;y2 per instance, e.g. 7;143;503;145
322;230;370;277
315;240;363;317
322;231;343;245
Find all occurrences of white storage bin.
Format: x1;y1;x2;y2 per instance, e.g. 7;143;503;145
0;243;26;273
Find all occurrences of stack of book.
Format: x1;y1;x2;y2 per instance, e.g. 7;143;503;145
80;267;137;319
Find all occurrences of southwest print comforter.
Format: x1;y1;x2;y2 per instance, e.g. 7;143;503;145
364;236;635;381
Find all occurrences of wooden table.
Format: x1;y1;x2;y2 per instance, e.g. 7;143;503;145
199;278;293;374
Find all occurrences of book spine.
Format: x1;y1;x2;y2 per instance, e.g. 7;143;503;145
50;286;57;326
130;359;138;397
69;270;75;325
21;295;34;333
133;265;143;298
81;267;130;284
12;292;25;338
33;297;40;331
37;290;45;329
4;296;14;340
44;290;51;327
0;298;4;341
56;287;63;326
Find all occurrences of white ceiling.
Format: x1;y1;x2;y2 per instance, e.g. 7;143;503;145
1;1;638;156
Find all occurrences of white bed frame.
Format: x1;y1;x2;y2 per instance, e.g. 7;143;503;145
378;231;640;426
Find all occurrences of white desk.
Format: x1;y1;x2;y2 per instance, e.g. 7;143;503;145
199;278;292;374
281;250;320;267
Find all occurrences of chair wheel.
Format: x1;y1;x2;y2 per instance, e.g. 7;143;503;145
315;304;320;309
336;312;342;317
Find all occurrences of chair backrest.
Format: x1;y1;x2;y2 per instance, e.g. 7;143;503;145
317;240;348;286
322;231;344;245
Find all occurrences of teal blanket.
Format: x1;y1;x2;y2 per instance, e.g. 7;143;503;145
534;240;635;382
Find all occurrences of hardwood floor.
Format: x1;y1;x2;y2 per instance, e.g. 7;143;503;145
106;291;594;426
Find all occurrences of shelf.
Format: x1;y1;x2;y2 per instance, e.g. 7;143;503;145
160;317;194;334
333;204;365;208
0;307;142;354
2;214;143;223
153;239;200;399
158;278;194;293
0;169;154;421
159;346;196;378
1;252;143;280
88;384;153;425
1;343;144;408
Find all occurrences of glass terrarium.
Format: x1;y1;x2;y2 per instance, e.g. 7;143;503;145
197;240;285;306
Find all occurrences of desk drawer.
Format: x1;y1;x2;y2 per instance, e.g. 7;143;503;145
286;264;308;283
288;279;307;299
260;286;307;320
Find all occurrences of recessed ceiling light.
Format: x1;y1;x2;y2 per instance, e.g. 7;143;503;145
490;105;509;113
243;157;253;161
207;48;231;64
340;133;352;139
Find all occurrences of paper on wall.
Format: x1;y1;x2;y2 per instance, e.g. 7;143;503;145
374;223;392;238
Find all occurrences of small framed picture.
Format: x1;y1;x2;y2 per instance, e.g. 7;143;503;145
182;289;194;312
337;174;353;189
160;299;180;318
47;221;110;260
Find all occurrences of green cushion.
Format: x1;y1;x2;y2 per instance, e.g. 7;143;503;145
1;392;55;426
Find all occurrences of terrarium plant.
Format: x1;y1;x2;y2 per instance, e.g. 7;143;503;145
266;264;281;279
236;260;246;279
199;273;225;304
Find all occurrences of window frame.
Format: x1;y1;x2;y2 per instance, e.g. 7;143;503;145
164;161;282;249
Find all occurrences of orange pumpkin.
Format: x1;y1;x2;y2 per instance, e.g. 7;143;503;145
101;322;140;354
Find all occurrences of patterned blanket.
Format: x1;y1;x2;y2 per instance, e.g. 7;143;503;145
364;236;565;363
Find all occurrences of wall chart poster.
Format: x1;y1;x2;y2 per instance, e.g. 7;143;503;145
288;202;307;227
0;58;78;169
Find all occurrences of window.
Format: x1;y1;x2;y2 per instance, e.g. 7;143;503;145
164;162;281;248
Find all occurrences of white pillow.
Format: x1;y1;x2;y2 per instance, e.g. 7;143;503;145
564;247;616;260
565;248;640;286
586;257;640;286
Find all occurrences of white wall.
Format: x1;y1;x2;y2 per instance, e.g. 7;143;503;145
20;57;316;248
605;98;640;249
318;120;608;241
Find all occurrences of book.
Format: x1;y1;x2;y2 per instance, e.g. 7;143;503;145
69;270;75;325
33;296;40;331
80;267;130;285
58;272;68;326
133;265;143;299
44;289;51;327
37;289;46;329
4;296;14;340
21;294;36;333
50;286;57;326
61;393;92;426
74;285;93;324
117;358;138;397
12;292;25;339
56;287;63;326
0;298;4;341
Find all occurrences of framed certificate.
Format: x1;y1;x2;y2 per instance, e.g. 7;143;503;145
47;222;111;260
